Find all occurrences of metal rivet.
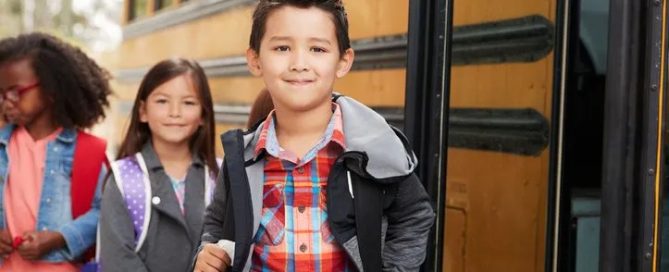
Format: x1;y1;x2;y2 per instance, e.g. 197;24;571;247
649;169;655;176
646;252;652;259
152;196;161;205
651;84;658;92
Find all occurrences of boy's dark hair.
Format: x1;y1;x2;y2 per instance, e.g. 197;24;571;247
0;32;111;129
117;58;219;176
249;0;351;55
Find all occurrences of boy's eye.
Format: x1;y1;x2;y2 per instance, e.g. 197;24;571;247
311;47;327;53
274;46;290;52
155;99;168;104
184;100;198;106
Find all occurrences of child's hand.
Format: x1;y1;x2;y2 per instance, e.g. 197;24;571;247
16;231;66;260
0;230;12;258
194;244;231;272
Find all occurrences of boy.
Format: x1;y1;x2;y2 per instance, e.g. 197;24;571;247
194;1;434;271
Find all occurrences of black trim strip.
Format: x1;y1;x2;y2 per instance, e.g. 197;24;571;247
115;15;554;82
599;0;644;270
639;0;666;269
137;101;550;157
123;0;256;39
404;1;451;270
114;36;408;82
448;108;549;156
452;15;554;65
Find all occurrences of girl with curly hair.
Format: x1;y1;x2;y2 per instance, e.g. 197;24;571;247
0;32;112;271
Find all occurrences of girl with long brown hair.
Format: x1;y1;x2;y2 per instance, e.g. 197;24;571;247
99;58;219;272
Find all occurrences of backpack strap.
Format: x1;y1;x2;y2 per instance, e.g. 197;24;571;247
109;153;152;253
110;154;219;252
71;130;108;219
204;158;223;207
221;129;255;271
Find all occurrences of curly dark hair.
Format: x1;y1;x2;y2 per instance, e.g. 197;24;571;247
0;32;112;129
250;0;350;55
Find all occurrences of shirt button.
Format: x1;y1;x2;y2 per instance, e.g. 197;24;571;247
296;167;304;174
299;244;307;252
298;206;305;213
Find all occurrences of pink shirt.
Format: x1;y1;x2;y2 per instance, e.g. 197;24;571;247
1;126;77;272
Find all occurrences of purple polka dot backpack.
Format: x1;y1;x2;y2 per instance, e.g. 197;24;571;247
84;153;218;272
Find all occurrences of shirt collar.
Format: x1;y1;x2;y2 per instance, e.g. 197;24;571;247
254;103;346;158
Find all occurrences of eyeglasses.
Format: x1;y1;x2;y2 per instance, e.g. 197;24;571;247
0;82;39;104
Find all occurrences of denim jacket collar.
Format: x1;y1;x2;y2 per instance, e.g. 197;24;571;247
0;124;15;146
0;125;76;146
55;127;77;144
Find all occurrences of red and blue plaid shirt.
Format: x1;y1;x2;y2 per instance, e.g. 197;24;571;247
251;104;352;271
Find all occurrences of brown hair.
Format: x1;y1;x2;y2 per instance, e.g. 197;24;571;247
0;32;111;129
249;0;351;55
117;58;218;175
246;89;274;130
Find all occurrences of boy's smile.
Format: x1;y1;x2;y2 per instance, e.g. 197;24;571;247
246;5;354;113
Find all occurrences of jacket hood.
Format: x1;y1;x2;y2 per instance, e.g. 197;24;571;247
238;94;417;181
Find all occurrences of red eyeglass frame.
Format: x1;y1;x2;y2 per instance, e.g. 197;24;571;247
0;82;40;102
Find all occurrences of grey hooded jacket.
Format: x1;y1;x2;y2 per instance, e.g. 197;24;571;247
199;95;435;271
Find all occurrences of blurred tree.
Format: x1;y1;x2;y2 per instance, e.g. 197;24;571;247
0;0;121;52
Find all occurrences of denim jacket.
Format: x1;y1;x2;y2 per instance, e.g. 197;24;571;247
0;125;104;262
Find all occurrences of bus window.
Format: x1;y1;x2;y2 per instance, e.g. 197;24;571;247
128;0;148;21
154;0;174;11
443;0;557;271
560;0;609;271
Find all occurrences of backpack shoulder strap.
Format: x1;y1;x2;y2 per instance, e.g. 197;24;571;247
109;153;152;253
203;158;223;207
71;130;108;219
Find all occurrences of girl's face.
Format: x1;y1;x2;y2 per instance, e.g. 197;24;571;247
139;73;204;148
246;6;354;113
0;59;50;127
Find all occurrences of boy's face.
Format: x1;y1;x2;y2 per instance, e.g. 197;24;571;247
246;6;354;113
0;59;50;126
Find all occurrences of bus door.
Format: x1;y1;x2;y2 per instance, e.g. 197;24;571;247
406;0;565;271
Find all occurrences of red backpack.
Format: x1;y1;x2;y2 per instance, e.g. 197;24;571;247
71;131;108;219
71;130;108;262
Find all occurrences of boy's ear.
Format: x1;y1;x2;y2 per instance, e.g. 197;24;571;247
246;48;262;77
138;101;148;123
336;48;355;78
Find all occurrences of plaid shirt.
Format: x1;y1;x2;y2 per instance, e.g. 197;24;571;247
251;104;352;271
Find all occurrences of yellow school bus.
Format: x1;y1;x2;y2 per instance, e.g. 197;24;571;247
98;0;669;271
